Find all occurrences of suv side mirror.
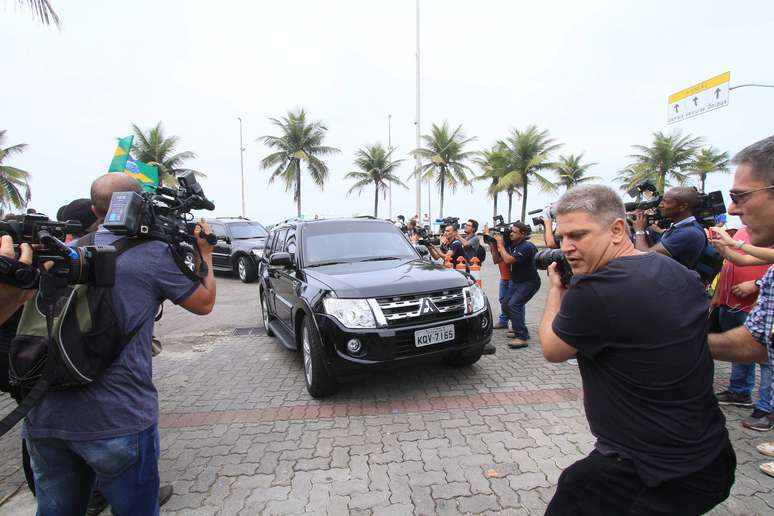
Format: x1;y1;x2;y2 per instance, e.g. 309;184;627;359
269;252;293;268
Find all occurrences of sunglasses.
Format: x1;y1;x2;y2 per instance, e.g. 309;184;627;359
729;185;774;204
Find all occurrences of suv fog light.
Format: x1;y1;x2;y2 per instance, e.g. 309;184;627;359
481;316;489;329
347;339;362;354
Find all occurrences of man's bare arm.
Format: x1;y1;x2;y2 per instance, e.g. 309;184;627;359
708;326;768;364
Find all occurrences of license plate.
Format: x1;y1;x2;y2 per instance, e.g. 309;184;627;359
414;324;455;347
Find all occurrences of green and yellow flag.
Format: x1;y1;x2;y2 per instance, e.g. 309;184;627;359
124;157;159;192
108;135;133;172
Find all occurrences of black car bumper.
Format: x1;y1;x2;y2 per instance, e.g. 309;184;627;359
314;308;493;376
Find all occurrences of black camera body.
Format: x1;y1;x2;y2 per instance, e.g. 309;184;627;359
0;214;116;288
103;171;215;279
529;206;556;228
534;248;573;287
438;216;460;234
483;215;512;244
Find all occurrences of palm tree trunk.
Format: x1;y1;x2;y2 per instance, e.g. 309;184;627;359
374;182;379;217
520;172;528;222
507;190;513;222
493;192;498;220
700;173;706;193
439;170;445;218
295;159;302;217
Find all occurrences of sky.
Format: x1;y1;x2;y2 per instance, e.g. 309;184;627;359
2;0;773;227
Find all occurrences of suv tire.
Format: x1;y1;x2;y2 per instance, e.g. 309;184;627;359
444;348;484;367
260;290;275;337
237;256;258;283
300;315;338;398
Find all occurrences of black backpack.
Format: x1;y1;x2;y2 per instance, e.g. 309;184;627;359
691;222;724;285
475;241;487;264
0;238;145;437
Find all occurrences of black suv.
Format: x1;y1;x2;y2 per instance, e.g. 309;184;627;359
259;218;493;397
204;217;269;283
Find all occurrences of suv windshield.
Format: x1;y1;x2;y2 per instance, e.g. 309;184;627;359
229;223;268;239
303;222;417;266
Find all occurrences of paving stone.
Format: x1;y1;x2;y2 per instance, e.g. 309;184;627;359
350;490;390;510
411;486;436;516
408;471;447;487
457;493;500;513
431;481;471;499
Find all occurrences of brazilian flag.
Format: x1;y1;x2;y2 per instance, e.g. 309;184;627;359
124;157;159;192
108;135;133;172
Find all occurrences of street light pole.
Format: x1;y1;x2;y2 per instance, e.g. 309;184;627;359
414;0;422;220
238;117;245;218
388;114;392;220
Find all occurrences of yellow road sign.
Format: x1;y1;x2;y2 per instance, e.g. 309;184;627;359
667;71;730;124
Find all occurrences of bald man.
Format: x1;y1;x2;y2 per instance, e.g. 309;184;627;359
633;186;707;269
90;172;144;225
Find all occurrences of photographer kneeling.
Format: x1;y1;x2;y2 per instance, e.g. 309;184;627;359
538;184;733;515
23;173;217;516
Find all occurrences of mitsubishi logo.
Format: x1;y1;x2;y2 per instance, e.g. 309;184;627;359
418;297;440;315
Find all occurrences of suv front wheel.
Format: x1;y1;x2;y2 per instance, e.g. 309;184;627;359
260;290;275;337
237;255;258;283
300;316;338;398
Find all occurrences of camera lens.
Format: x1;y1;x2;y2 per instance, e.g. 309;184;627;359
534;248;565;270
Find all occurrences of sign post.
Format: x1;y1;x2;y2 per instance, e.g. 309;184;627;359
667;71;730;124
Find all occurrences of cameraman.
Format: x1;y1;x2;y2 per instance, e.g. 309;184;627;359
490;222;540;349
632;186;705;269
539;184;733;514
23;173;217;515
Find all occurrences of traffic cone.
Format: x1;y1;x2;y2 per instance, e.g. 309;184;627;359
470;257;482;287
455;256;467;273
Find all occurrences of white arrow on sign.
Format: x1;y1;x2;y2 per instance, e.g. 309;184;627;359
667;71;730;124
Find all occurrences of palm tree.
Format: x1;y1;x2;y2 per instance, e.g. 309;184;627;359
494;173;523;223
473;145;510;220
259;109;340;217
625;130;703;193
12;0;60;27
552;153;600;190
131;122;204;187
345;144;407;217
689;147;730;193
0;130;32;214
499;125;561;222
614;162;658;194
410;121;477;218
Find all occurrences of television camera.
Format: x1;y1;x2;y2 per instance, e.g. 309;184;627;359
103;171;216;280
0;213;116;289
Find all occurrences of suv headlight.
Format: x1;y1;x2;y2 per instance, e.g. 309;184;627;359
463;284;486;315
323;297;377;328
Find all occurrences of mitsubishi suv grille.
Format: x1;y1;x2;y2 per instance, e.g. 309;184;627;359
376;288;466;328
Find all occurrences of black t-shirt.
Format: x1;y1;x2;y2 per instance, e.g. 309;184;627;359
552;252;728;486
507;239;540;283
441;239;465;265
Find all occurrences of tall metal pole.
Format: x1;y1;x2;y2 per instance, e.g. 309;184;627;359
238;117;246;218
414;0;422;219
388;114;393;220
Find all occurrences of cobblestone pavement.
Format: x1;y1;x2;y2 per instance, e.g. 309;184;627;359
1;263;773;515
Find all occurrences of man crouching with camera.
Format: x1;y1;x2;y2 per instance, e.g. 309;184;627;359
23;173;217;516
538;184;734;515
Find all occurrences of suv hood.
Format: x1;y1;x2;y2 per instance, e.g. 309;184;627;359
304;259;471;298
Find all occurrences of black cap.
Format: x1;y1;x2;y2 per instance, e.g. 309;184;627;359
57;198;97;230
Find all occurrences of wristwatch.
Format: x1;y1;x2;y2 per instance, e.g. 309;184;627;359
755;279;763;289
635;231;646;236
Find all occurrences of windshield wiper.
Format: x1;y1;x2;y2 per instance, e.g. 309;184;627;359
307;260;349;267
359;256;405;262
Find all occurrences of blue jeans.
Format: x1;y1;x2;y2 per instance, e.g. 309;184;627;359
27;424;160;516
723;306;773;413
505;279;541;340
498;279;511;325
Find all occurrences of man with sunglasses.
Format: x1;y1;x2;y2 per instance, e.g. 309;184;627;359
709;137;774;455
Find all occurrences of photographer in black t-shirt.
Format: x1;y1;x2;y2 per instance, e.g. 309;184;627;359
427;224;465;264
538;184;734;515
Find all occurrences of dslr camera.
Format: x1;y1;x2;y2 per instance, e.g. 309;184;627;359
103;171;216;279
0;213;116;288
